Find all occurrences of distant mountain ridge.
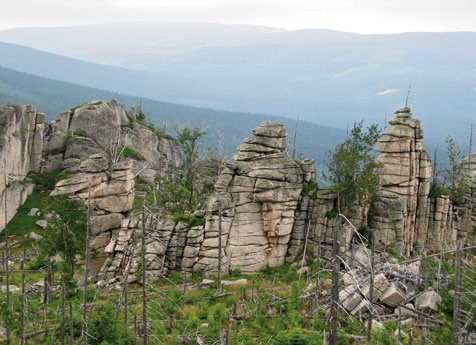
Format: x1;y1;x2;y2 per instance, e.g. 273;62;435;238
0;65;346;166
0;22;474;154
0;23;474;130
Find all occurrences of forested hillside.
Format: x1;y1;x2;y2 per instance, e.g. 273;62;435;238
0;66;346;165
1;24;475;144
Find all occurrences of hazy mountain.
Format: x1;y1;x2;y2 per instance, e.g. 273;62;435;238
0;23;474;137
0;22;474;154
0;65;346;166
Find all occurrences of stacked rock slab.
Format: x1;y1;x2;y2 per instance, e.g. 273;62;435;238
183;122;313;274
95;214;187;285
50;156;135;276
42;100;184;282
370;107;432;256
0;104;45;231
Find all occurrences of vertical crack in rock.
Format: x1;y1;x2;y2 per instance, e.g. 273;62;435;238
188;122;314;273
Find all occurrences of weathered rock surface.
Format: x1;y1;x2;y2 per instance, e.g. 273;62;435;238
2;101;475;290
414;290;442;313
0;104;45;231
42;100;180;182
93;214;188;284
370;106;432;256
48;155;135;276
182;122;315;273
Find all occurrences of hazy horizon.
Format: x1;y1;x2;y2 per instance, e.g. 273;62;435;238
1;0;475;34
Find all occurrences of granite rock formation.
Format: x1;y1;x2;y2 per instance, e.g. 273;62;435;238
370;106;433;256
0;104;45;231
42;100;180;181
1;101;475;284
41;100;181;278
182;122;315;273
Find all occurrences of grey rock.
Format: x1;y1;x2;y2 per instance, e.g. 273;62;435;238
380;283;405;308
29;231;43;240
35;220;48;229
29;208;40;216
415;290;442;313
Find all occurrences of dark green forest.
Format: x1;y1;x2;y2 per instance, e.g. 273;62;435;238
0;66;346;166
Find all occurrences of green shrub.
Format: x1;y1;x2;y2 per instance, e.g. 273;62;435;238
73;129;88;137
122;147;146;161
275;327;322;344
302;180;318;198
27;170;71;192
87;304;134;344
191;268;205;283
173;213;205;227
325;208;339;219
66;153;81;159
227;267;242;278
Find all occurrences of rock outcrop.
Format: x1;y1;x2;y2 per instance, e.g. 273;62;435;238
42;100;180;182
1;100;475;284
42;100;181;278
463;152;476;231
49;155;135;276
182;122;315;273
370;107;433;255
0;104;45;231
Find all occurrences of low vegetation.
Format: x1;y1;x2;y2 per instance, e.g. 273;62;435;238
1;241;474;344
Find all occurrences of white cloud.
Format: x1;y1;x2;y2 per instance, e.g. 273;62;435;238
377;88;400;96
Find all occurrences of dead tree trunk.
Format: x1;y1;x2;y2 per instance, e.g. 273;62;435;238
81;187;92;345
367;230;375;341
141;199;148;345
453;243;463;344
21;273;26;345
329;218;340;344
3;160;11;344
216;204;223;296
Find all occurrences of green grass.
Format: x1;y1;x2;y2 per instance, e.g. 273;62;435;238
6;171;72;239
6;192;47;237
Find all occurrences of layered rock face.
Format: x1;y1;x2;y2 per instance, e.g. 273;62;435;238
50;156;135;276
0;104;45;231
1;100;183;282
95;214;189;284
42;100;180;181
41;100;181;278
2;100;475;283
370;107;433;255
459;153;476;242
182;122;315;273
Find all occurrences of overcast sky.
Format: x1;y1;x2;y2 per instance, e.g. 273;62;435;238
1;0;475;34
